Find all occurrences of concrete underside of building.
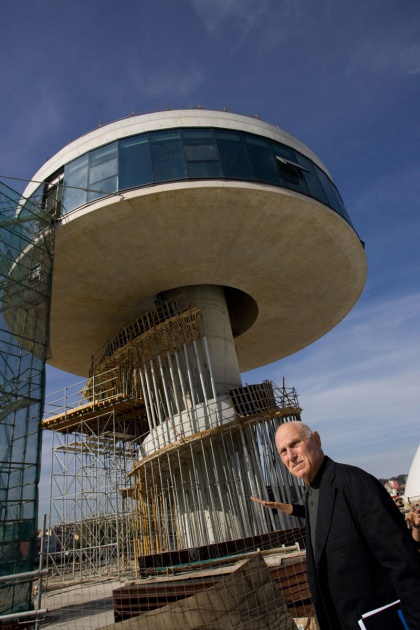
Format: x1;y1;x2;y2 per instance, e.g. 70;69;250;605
50;181;365;377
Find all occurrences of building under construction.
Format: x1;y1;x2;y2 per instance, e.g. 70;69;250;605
0;109;366;627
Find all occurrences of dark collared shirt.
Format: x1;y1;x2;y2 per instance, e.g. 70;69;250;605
307;458;326;551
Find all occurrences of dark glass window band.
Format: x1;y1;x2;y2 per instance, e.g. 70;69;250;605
35;127;354;230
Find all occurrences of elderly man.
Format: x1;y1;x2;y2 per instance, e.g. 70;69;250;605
274;421;420;630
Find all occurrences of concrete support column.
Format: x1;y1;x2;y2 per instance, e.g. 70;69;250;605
167;284;242;397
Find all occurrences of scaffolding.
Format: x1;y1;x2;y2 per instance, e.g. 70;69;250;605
0;181;54;614
128;379;305;557
42;369;144;584
42;299;305;582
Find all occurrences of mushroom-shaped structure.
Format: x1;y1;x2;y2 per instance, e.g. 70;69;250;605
24;110;366;552
21;109;366;378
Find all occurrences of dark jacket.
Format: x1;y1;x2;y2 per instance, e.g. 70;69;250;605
304;457;420;630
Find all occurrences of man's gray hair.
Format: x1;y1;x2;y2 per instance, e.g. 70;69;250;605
280;421;314;438
299;422;314;439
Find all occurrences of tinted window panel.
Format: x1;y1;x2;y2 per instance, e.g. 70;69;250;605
271;142;296;161
87;175;117;201
89;157;118;185
182;129;214;142
315;168;342;212
275;158;301;186
150;130;187;182
66;154;89;187
332;183;345;209
271;144;308;193
62;186;87;214
315;167;353;225
184;144;218;161
244;136;279;184
90;142;117;167
294;154;327;203
215;130;254;180
45;175;63;218
187;161;222;178
331;182;353;226
182;129;219;161
63;154;88;213
119;135;151;189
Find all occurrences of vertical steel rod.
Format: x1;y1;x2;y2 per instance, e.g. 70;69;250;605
149;357;164;427
138;367;154;432
166;350;181;415
203;336;217;400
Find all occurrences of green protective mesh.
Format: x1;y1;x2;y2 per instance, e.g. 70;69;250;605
0;181;54;614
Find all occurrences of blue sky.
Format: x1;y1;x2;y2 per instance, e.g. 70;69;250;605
1;1;419;513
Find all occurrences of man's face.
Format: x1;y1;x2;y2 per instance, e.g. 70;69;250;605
275;423;324;485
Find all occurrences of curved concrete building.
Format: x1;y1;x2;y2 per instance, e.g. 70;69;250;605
27;110;366;554
22;109;366;378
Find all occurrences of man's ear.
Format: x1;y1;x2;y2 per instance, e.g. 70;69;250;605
313;431;322;447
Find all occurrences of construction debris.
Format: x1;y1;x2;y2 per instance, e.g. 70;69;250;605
106;553;297;630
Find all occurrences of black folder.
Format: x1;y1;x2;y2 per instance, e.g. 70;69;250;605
358;600;408;629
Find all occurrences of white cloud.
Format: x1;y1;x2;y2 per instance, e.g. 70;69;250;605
346;33;420;78
399;44;420;75
189;0;270;34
